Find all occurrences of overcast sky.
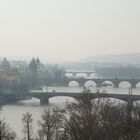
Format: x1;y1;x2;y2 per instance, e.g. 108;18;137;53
0;0;140;62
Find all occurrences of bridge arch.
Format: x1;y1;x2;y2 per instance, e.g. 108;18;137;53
68;81;80;87
101;81;114;87
136;82;140;88
93;97;126;103
89;73;97;77
49;96;127;104
84;80;96;88
75;73;88;78
49;96;76;104
65;73;74;78
119;81;131;88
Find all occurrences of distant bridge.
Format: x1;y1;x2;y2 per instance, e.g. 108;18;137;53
1;91;140;105
45;77;140;88
65;71;96;77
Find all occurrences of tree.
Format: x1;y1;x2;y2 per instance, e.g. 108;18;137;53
0;118;16;140
38;108;62;140
61;92;101;140
61;90;140;140
22;112;33;140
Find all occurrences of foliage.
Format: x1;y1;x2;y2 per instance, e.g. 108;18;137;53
37;108;62;140
22;112;33;140
0;118;16;140
60;93;140;140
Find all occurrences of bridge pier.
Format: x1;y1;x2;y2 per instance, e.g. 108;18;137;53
40;95;49;105
130;79;137;89
96;81;102;88
114;83;119;88
131;84;136;89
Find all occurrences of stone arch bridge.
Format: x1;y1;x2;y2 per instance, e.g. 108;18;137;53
61;78;140;88
1;92;140;105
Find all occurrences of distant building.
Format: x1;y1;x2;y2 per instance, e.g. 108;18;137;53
29;57;45;72
29;58;37;73
10;60;27;72
1;57;10;71
36;57;44;71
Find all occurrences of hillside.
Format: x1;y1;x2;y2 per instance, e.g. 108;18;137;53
84;53;140;64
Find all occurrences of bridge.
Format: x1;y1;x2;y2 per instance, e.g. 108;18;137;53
0;91;140;105
65;70;96;77
68;78;139;88
46;77;140;88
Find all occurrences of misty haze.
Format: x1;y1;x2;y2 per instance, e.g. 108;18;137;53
0;0;140;140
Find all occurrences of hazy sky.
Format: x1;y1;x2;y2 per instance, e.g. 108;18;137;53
0;0;140;62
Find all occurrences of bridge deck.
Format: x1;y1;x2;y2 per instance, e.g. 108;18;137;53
12;92;140;102
1;91;140;105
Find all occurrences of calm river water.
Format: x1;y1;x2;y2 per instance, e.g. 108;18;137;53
2;86;140;139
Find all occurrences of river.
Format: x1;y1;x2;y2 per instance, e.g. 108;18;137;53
1;86;140;139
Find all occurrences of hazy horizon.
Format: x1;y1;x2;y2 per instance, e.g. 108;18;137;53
0;0;140;62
